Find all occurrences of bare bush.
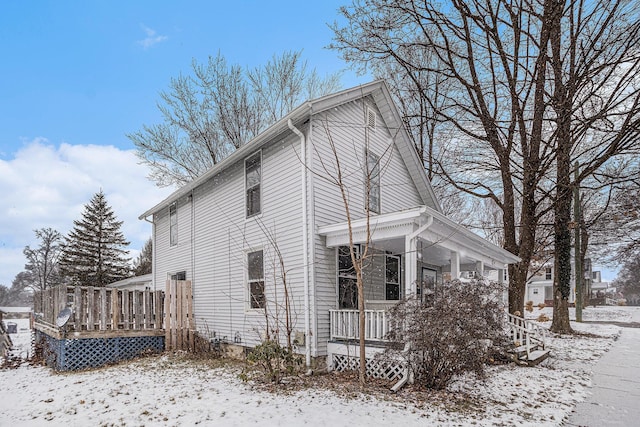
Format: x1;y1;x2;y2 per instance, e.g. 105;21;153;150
383;279;508;390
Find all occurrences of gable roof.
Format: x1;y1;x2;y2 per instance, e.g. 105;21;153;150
139;80;441;219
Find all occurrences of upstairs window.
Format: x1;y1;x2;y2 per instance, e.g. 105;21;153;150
245;152;262;218
545;267;552;280
248;250;265;309
169;203;177;246
365;149;380;214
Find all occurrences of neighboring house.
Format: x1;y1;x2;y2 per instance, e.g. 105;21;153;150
107;274;153;292
525;257;594;306
139;80;520;370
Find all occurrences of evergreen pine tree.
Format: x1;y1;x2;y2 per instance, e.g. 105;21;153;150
60;190;131;286
133;237;152;276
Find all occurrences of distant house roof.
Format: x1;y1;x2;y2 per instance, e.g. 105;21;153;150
107;274;153;290
139;80;441;219
0;307;32;314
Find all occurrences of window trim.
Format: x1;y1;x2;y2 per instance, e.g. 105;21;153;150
170;271;186;281
337;245;360;309
247;249;265;310
385;253;401;301
169;203;178;247
545;267;552;280
364;148;381;214
245;150;262;219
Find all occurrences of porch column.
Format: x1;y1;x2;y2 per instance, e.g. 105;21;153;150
405;236;418;295
450;251;460;280
475;261;484;279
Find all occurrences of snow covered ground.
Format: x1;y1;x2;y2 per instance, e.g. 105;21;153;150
1;306;636;427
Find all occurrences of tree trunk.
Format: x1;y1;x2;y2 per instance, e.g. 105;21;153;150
549;0;573;334
357;268;366;388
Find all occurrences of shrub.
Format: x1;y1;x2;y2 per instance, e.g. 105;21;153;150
246;340;302;383
382;279;508;390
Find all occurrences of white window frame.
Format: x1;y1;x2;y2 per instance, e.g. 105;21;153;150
245;150;262;218
337;245;360;309
169;203;177;246
545;267;552;280
247;249;265;310
385;253;401;301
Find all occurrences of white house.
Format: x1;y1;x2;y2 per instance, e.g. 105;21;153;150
139;81;520;371
525;257;595;306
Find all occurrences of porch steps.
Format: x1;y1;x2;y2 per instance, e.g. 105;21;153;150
506;312;550;366
511;344;550;366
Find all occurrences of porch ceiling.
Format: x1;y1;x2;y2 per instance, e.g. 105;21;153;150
317;205;520;268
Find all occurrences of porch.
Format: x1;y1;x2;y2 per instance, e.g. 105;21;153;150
318;205;518;308
318;205;522;382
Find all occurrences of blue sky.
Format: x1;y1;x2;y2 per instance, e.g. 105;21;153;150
0;1;365;154
0;0;368;287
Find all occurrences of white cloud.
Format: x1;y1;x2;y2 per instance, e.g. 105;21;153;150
137;24;168;49
0;140;174;287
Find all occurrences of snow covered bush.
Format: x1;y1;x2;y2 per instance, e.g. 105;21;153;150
383;279;508;390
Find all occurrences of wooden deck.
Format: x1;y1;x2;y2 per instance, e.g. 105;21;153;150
33;285;164;340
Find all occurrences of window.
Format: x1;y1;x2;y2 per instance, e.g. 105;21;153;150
170;271;186;281
169;203;177;246
365;149;380;213
385;254;400;300
592;271;598;280
245;152;261;218
248;250;265;309
533;288;539;295
545;267;552;280
338;246;359;309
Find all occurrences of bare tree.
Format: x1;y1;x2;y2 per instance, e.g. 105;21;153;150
332;1;640;329
130;50;342;187
331;0;556;316
307;112;394;388
546;0;640;332
23;228;64;293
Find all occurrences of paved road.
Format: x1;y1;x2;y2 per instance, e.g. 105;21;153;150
564;308;640;427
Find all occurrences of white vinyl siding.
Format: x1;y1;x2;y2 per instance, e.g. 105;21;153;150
310;98;423;354
153;131;306;350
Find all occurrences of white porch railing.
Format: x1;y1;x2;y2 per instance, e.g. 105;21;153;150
505;311;546;359
329;309;394;341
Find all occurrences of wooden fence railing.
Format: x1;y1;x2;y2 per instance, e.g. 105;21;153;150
34;285;164;338
165;280;195;351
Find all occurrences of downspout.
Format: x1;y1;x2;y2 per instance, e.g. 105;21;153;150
288;119;312;372
143;216;156;291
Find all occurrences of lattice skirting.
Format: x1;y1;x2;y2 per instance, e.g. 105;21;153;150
331;353;407;382
35;330;164;371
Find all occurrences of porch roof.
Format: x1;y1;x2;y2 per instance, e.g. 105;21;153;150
317;205;520;268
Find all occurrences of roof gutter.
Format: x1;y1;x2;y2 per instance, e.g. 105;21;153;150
288;118;312;372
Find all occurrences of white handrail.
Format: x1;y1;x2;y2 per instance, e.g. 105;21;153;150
330;309;391;341
505;311;546;359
